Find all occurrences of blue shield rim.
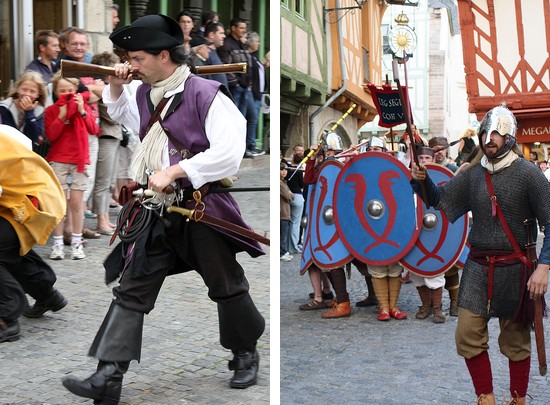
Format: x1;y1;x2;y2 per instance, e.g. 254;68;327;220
400;163;469;277
299;186;314;275
310;160;353;269
333;152;422;266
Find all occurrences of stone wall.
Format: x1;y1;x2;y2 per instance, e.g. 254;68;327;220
86;0;115;57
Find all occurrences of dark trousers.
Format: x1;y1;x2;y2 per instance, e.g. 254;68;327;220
109;219;265;352
230;86;257;149
0;217;57;322
280;219;291;256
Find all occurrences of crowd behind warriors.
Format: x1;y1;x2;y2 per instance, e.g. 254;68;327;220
1;6;269;342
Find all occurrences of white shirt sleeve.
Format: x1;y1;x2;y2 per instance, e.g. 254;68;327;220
102;82;141;133
178;91;246;189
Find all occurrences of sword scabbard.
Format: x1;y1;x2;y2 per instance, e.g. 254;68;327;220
524;218;547;376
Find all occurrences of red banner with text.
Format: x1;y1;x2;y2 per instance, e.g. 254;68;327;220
366;84;413;128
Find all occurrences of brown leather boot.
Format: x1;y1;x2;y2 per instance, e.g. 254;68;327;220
321;301;351;318
476;393;496;405
445;269;460;317
431;287;446;324
449;292;459;317
415;286;432;319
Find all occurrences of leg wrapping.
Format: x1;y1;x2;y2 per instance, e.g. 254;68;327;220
465;351;493;396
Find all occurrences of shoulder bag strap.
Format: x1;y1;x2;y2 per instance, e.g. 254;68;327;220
145;97;170;134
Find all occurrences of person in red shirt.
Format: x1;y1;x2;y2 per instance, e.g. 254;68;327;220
45;72;99;261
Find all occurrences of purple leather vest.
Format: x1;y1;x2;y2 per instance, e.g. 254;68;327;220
136;76;263;257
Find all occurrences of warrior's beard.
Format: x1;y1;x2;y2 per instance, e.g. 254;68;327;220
484;143;500;159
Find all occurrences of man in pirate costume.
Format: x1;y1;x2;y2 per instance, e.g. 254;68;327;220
62;14;265;403
411;105;550;405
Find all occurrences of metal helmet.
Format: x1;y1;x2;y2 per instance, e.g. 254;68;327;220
478;105;517;157
323;131;344;152
366;136;387;152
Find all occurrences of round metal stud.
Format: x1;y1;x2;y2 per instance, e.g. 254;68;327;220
323;206;334;225
366;199;385;219
423;212;438;230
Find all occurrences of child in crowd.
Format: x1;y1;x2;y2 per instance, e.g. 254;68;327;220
44;72;99;260
0;70;47;150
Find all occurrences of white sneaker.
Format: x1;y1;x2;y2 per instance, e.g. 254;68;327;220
50;244;65;260
280;252;293;261
71;243;86;260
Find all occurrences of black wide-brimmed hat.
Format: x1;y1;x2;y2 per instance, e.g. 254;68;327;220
110;14;183;51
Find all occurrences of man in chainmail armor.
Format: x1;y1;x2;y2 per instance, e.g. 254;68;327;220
411;105;550;405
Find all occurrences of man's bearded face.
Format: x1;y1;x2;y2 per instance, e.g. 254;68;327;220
481;131;505;159
433;147;447;164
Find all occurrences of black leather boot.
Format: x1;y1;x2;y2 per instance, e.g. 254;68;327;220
0;319;20;343
23;288;67;318
218;293;264;389
62;361;128;404
229;349;260;389
63;302;143;403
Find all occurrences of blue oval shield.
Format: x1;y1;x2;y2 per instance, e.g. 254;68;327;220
334;152;422;266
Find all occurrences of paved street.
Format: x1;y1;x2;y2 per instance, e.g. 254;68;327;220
280;251;550;404
0;156;270;405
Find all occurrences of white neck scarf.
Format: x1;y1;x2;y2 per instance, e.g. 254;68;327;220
481;150;519;174
131;65;190;184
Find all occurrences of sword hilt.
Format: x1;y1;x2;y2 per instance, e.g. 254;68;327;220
166;206;195;221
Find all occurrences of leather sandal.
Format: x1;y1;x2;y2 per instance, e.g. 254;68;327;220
299;299;327;310
308;291;334;300
82;227;101;239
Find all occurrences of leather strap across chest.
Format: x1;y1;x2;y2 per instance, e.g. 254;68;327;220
482;170;532;310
